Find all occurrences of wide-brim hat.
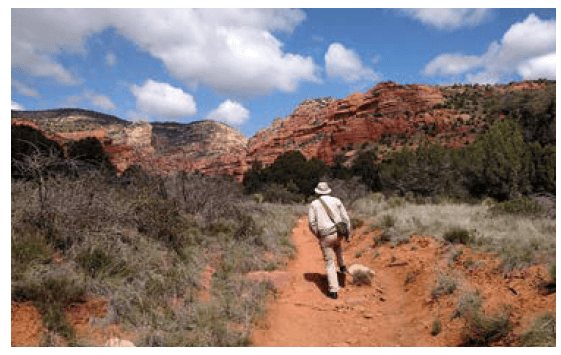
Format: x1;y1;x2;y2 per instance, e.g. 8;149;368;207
315;182;331;195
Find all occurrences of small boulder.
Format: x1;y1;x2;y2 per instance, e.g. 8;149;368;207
105;338;135;347
349;264;375;286
348;264;375;276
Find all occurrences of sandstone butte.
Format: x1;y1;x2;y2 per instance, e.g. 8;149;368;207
11;80;550;182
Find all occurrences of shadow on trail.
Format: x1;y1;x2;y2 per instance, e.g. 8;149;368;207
303;272;347;296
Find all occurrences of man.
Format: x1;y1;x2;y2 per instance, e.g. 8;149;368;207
308;182;352;299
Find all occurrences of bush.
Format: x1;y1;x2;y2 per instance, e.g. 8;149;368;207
443;227;473;245
460;307;512;346
431;320;442;336
379;214;397;229
491;197;546;216
351;217;364;229
431;273;458;299
464;118;532;200
520;312;556;347
455;291;512;346
351;270;373;286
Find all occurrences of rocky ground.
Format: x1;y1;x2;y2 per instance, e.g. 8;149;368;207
12;217;556;347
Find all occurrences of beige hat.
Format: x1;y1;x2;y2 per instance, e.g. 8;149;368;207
315;182;331;195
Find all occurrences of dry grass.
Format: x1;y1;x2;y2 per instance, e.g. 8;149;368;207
11;161;300;346
520;312;556;347
352;194;556;271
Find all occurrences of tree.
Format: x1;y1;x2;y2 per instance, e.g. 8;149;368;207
351;150;382;191
465;118;532;200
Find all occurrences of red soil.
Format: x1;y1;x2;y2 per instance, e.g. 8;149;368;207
11;217;555;346
251;218;556;346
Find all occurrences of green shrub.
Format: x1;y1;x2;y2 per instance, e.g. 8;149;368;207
431;319;442;336
460;307;512;346
520;312;556;347
11;226;52;276
379;214;397;229
491;197;546;216
351;270;373;286
455;291;482;318
455;291;512;346
443;227;473;245
351;217;364;229
12;265;86;343
431;274;458;299
76;248;113;278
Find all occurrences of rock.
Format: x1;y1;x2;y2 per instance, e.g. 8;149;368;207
12;81;550;182
348;264;375;276
105;338;135;347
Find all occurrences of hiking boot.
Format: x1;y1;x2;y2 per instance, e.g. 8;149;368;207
327;291;338;299
339;265;347;274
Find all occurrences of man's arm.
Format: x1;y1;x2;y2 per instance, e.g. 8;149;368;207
308;203;319;237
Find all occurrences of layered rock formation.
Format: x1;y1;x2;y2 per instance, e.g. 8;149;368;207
11;108;248;179
11;80;553;181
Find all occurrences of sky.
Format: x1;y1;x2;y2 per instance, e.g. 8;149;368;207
10;6;557;137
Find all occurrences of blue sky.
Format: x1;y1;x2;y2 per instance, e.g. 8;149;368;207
11;7;556;137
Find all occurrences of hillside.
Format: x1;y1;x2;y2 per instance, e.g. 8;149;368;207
11;80;555;181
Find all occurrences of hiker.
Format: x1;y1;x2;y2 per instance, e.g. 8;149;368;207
308;182;352;299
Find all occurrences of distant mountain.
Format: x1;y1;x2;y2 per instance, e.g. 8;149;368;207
11;79;555;181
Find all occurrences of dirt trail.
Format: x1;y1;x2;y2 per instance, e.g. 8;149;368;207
12;217;555;346
251;217;556;347
251;217;427;346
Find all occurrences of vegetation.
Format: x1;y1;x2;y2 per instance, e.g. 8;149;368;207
243;150;377;205
520;312;556;347
431;320;442;336
352;194;555;272
351;269;373;286
11;81;556;346
11;149;300;346
431;273;458;299
453;291;512;346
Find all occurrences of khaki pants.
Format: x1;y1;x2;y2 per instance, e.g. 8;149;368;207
319;233;346;293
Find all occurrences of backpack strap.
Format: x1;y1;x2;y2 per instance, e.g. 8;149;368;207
318;196;336;224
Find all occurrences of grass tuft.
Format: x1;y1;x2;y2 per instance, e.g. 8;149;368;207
443;228;473;245
431;273;458;299
351;270;373;286
431;319;442;336
520;312;556;347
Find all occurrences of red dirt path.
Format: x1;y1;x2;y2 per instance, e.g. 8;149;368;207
251;217;556;347
11;217;555;347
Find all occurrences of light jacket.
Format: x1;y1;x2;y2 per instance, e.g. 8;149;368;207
308;195;351;238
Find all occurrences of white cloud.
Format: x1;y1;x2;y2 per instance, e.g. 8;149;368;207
11;9;319;94
65;91;117;110
325;43;381;83
12;80;39;97
131;79;197;118
87;92;117;110
206;100;250;125
11;8;110;84
465;72;502;85
11;101;25;110
518;53;556;80
400;9;491;29
423;54;482;76
105;52;117;67
423;13;556;84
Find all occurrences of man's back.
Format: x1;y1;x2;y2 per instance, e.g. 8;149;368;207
309;195;351;238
